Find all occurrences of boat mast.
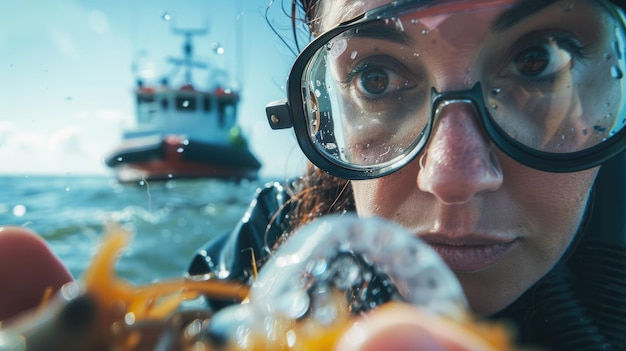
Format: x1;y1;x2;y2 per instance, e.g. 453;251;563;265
168;28;208;86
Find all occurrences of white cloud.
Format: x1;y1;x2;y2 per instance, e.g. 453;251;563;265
48;126;83;154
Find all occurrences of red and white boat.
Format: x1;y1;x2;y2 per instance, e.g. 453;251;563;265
105;29;261;183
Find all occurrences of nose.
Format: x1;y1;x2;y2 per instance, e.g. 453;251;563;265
417;100;503;204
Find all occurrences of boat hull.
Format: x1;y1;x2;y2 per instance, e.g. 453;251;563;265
105;135;261;183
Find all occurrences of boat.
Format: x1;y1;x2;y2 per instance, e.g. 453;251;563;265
105;28;261;183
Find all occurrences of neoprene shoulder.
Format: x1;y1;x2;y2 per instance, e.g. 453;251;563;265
187;181;292;283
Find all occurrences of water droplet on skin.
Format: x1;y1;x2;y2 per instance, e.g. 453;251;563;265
315;89;321;98
350;51;358;59
605;113;613;119
611;66;623;79
160;11;171;21
582;129;589;136
491;104;499;110
421;29;429;35
410;19;420;25
491;88;501;95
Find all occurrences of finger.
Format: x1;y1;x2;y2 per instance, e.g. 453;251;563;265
335;303;499;351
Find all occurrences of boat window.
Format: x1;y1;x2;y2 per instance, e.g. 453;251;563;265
176;95;197;111
218;101;235;128
203;96;212;112
137;94;155;103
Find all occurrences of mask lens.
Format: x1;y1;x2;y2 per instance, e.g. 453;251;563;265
483;1;626;153
301;29;430;169
296;0;626;173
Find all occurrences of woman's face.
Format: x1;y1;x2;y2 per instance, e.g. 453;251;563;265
318;0;601;316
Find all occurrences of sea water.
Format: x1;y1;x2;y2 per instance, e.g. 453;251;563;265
0;175;265;285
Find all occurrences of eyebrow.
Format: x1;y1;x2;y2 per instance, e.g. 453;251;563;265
343;21;413;45
491;0;560;32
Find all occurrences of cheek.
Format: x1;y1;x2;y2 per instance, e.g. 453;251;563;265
352;162;421;217
507;165;598;237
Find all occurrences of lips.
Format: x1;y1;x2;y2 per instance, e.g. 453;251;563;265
419;233;518;272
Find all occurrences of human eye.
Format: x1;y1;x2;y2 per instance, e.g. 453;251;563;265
342;57;417;101
504;34;587;84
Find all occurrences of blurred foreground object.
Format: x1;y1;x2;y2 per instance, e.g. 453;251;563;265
0;216;526;350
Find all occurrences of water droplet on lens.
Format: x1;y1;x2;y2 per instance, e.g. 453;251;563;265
117;157;123;162
212;43;224;55
160;11;171;21
12;204;26;217
582;129;589;136
177;147;184;153
613;40;622;60
611;66;623;79
65;186;71;192
182;100;189;107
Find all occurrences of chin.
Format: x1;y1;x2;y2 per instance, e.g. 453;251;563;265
457;275;527;317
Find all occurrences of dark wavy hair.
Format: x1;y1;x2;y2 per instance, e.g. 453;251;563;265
261;2;354;233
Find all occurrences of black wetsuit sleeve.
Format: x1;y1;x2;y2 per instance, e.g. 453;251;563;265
186;181;291;284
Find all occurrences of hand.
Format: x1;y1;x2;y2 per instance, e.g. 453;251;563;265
0;226;73;321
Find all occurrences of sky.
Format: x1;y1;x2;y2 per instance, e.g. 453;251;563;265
0;0;309;179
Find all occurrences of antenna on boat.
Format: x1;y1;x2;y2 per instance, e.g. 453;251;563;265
168;28;209;86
